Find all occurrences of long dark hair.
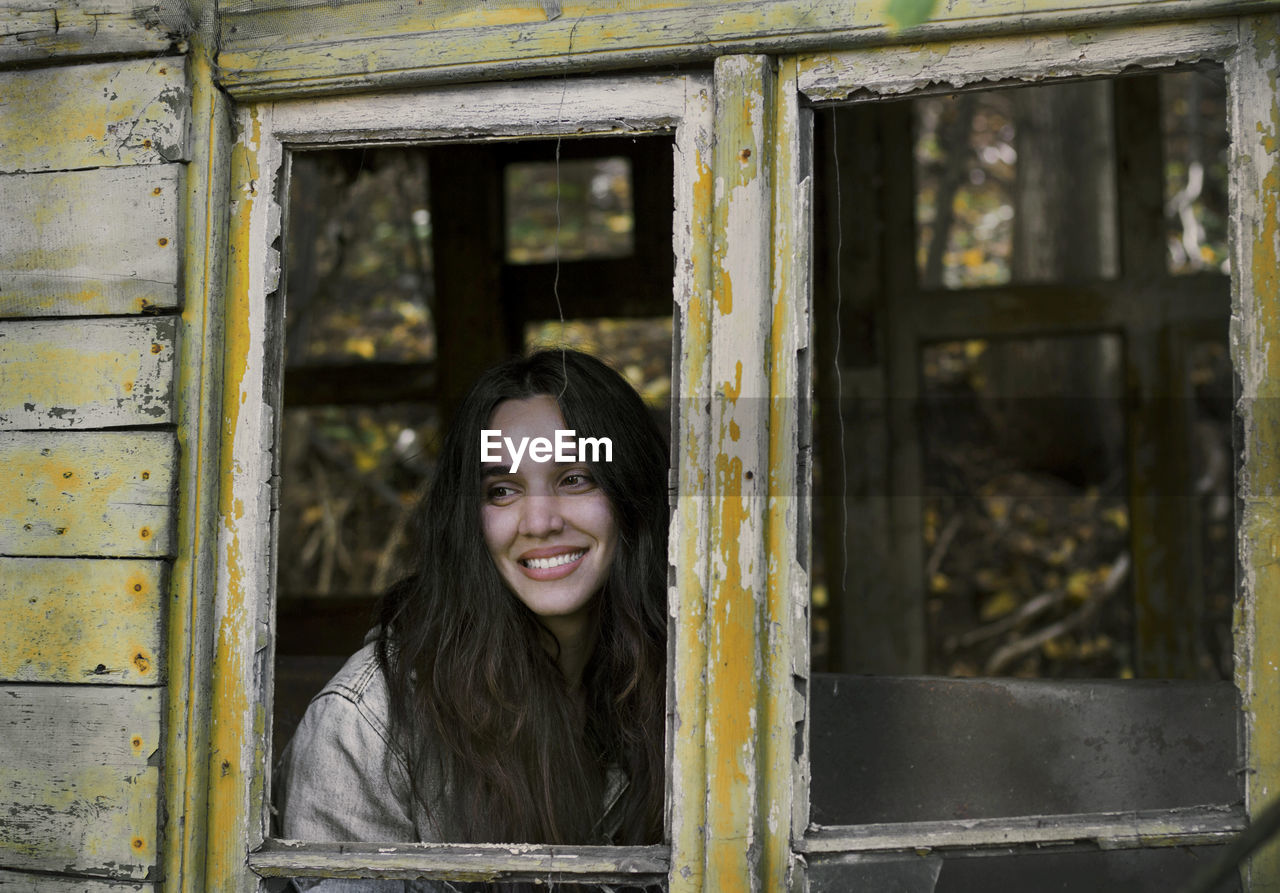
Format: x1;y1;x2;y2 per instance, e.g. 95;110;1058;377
378;349;668;846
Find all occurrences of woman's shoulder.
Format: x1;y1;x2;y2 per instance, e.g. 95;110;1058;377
303;639;393;742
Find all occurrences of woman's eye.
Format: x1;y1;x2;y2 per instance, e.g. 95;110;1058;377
561;472;594;490
486;485;517;502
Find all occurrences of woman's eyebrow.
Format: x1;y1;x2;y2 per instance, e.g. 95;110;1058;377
480;464;511;478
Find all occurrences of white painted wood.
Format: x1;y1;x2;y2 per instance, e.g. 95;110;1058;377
266;74;697;145
0;165;182;317
801;805;1246;854
0;57;189;173
798;18;1240;101
0;685;159;879
0;870;152;892
0;430;176;557
250;841;668;882
0;317;176;429
0;0;189;65
0;557;165;684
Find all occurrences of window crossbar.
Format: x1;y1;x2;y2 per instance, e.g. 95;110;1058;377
249;840;669;884
800;805;1245;856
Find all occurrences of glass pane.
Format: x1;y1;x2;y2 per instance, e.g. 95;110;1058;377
506;157;634;263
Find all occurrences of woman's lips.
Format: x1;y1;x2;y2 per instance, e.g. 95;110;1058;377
517;548;587;580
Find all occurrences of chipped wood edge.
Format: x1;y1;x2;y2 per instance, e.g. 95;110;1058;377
797;16;1242;102
250;841;667;882
667;73;715;893
767;55;812;892
1228;12;1280;892
800;804;1247;855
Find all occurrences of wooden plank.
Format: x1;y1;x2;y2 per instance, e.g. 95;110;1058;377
666;73;715;893
1229;13;1280;891
801;805;1245;854
798;18;1239;101
0;869;153;892
0;0;190;65
0;430;176;557
250;841;668;883
0;317;176;429
705;54;775;892
215;0;1272;99
0;557;165;684
164;41;230;893
0;165;182;317
0;685;159;879
0;57;188;174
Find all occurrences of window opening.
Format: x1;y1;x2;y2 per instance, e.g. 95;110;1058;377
807;68;1238;859
271;134;677;876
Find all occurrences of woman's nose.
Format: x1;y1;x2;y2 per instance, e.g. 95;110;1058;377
518;495;565;537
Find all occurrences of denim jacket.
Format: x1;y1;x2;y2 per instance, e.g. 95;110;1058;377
275;641;629;891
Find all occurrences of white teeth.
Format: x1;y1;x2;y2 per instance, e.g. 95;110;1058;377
522;550;585;570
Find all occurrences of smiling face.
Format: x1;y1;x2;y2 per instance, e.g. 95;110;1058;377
480;395;619;647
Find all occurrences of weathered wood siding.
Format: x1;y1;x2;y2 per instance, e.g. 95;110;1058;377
0;166;183;317
0;0;190;65
0;39;185;891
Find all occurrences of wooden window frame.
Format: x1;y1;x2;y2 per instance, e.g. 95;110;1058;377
208;73;715;890
786;11;1280;887
199;10;1280;891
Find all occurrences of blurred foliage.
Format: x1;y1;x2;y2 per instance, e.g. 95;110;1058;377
525;317;673;408
913;66;1229;289
285;150;435;366
506;158;634;264
921;337;1136;678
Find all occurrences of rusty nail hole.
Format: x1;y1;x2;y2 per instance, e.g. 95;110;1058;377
739;148;752;162
158;67;167;74
221;759;232;776
134;583;143;592
153;187;162;195
132;837;145;851
22;524;31;531
55;527;66;535
141;471;151;480
131;736;143;748
94;664;107;674
134;653;150;672
151;343;163;354
139;527;151;539
157;238;168;247
745;470;754;480
142;139;152;148
41;448;51;456
63;471;72;478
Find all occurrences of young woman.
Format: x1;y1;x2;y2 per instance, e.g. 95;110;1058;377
276;349;669;879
